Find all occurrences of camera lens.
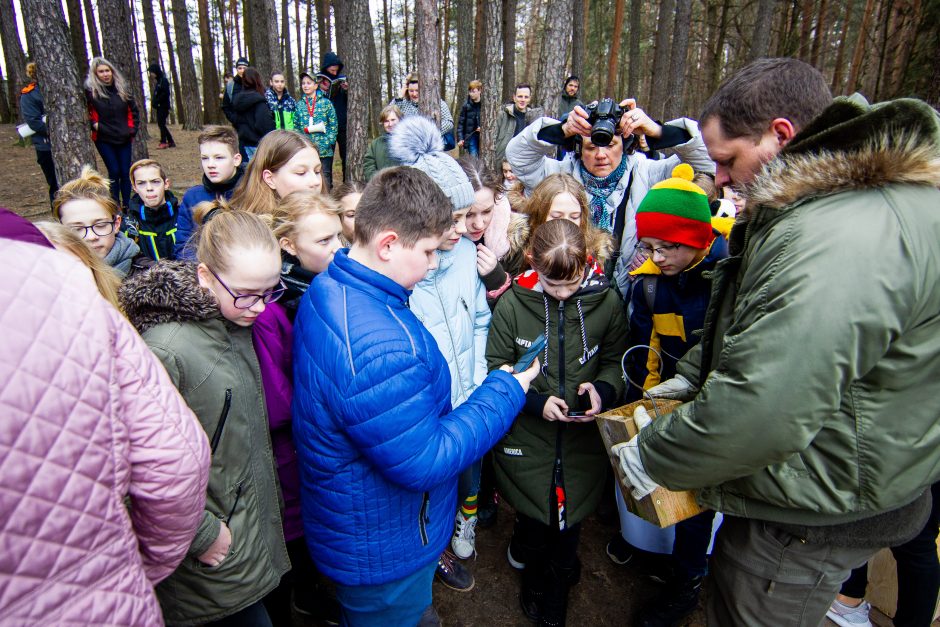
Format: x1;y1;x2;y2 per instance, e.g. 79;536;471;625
591;119;616;147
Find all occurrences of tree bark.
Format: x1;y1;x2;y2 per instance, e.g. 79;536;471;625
20;0;98;182
82;0;101;57
281;0;295;92
750;0;777;60
473;0;485;78
501;0;517;103
316;0;331;61
664;0;691;119
0;0;28;120
846;0;876;92
533;0;573;117
366;8;384;133
304;0;312;70
98;0;149;159
415;0;443;126
334;0;370;180
199;0;222;123
570;0;587;81
0;63;10;123
294;0;302;78
64;0;89;79
627;0;642;97
383;0;393;100
606;0;626;97
243;0;280;79
481;0;503;172
810;0;828;66
798;0;815;60
441;0;452;102
830;1;853;93
139;0;161;67
170;0;204;130
403;0;411;71
214;0;232;73
455;0;476;101
648;0;675;119
157;0;184;127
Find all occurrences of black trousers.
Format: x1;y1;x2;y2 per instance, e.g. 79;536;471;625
336;127;347;183
156;108;174;145
35;149;59;205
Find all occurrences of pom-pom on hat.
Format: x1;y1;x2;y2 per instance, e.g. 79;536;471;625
389;116;475;211
636;164;714;250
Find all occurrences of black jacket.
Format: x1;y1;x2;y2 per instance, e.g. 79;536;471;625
221;76;243;125
127;189;180;261
86;85;140;145
232;90;275;147
319;51;347;130
148;65;171;112
457;97;481;143
20;83;50;151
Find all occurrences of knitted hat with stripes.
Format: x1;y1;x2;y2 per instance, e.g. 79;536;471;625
636;164;713;249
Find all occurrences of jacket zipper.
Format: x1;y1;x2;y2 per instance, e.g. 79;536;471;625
226;482;244;523
436;280;468;402
210;388;233;454
554;301;568;530
418;491;430;545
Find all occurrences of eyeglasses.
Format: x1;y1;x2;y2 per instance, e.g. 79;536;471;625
635;243;683;258
70;220;116;239
208;267;287;309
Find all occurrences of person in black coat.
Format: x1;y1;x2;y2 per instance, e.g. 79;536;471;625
21;63;58;205
231;68;275;161
318;51;348;179
147;63;175;149
457;80;482;157
85;57;140;209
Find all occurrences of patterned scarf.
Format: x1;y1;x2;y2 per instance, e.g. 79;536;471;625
579;157;628;232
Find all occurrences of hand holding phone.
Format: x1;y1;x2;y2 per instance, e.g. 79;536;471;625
513;334;545;374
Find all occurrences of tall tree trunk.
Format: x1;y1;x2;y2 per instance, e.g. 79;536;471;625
170;0;204;130
366;9;384;133
157;0;184;126
21;0;98;181
334;0;370;180
533;0;573;117
214;0;232;73
709;0;731;96
0;0;28;120
473;0;485;78
415;0;443;125
441;0;452;102
648;0;676;119
243;0;280;79
98;0;150;160
570;0;587;81
316;0;331;60
481;0;503;172
890;0;921;95
627;0;642;97
810;0;828;66
384;0;394;100
750;0;777;60
82;0;101;57
501;0;517;103
199;0;222;123
830;1;853;93
304;0;312;70
233;0;242;57
65;0;90;78
403;0;411;71
0;64;10;123
281;0;295;92
798;0;815;60
140;0;162;66
606;0;626;97
664;0;691;119
846;0;876;92
455;0;475;102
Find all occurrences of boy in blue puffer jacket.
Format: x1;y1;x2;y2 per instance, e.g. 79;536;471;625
292;165;539;626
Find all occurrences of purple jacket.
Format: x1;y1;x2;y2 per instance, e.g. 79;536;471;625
253;302;303;541
0;240;211;625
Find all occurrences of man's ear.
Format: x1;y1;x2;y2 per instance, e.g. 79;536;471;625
770;118;797;148
375;231;399;262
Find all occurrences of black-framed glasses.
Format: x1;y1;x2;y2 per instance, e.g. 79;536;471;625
208;267;287;309
635;243;683;258
70;220;116;239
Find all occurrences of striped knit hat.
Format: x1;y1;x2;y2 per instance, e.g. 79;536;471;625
636;164;713;249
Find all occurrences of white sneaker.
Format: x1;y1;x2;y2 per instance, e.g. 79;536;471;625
826;599;872;627
451;512;477;559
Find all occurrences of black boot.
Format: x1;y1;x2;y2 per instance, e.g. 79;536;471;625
537;560;581;627
634;575;703;627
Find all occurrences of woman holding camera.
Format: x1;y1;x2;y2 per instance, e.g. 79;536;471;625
505;98;713;291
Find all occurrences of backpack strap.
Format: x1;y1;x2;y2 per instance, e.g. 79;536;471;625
643;275;658;313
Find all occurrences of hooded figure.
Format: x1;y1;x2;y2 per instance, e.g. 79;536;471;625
147;62;175;147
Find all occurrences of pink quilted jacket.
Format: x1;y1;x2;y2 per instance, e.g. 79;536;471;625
0;240;211;626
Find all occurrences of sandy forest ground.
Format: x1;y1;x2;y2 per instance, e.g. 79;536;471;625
0;122;896;627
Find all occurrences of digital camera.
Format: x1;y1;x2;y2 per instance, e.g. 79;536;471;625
585;98;624;147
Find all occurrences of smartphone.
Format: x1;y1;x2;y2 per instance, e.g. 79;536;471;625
513;334;546;373
566;410;588;418
566;391;593;418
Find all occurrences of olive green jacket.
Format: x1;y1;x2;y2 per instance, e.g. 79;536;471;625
122;262;289;625
639;96;940;526
486;268;627;526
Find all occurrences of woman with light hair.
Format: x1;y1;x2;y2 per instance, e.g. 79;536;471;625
85;57;140;208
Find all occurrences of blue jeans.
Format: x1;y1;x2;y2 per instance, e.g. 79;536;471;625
458;458;482;504
95;141;133;208
465;134;479;157
335;562;435;627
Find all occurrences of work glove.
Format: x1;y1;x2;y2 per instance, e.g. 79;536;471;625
646;374;695;402
610;405;660;500
306;122;326;134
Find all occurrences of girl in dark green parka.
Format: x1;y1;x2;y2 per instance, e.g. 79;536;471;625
486;219;627;627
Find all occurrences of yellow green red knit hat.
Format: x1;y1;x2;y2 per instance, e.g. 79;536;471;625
636;164;714;249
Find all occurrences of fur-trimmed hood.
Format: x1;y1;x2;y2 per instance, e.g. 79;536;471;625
506;214;613;266
744;95;940;222
120;261;219;334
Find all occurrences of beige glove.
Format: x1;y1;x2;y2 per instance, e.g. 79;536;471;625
646;374;695;402
610;406;659;499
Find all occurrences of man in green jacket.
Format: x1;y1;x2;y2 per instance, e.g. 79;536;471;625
612;57;940;625
494;83;543;164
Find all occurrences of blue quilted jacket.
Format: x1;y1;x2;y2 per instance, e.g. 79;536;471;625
292;249;525;586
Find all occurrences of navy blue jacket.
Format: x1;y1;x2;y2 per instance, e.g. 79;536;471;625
292;249;525;585
174;167;245;259
20;83;50;151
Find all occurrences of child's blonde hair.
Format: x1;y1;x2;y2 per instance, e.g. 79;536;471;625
523;173;589;233
35;221;123;310
528;219;587;282
197;125;239;154
192;201;279;272
229;130;320;217
130;159;169;182
53;167;121;221
270;190;342;243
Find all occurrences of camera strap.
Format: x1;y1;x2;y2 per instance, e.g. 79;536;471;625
605;167;636;278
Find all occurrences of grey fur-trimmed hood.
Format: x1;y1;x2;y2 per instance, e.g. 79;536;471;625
119;261;219;334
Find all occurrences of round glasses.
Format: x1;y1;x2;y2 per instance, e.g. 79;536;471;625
71;220;116;240
209;267;287;309
635;243;683;259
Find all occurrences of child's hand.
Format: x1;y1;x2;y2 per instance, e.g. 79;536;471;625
500;357;540;394
574;382;602;419
476;244;498;275
542;396;569;422
197;521;232;567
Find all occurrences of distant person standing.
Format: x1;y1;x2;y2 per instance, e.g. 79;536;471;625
222;56;249;125
391;73;455;147
20;62;58;205
265;71;297;131
147;63;175;149
557;76;583;161
85;57;140;209
318;52;348;181
231;68;275;162
457;80;482;157
494;84;543;164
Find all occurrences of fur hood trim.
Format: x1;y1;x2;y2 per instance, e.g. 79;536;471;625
388;115;444;165
746;96;940;215
505;214;613;266
120;261;219;334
